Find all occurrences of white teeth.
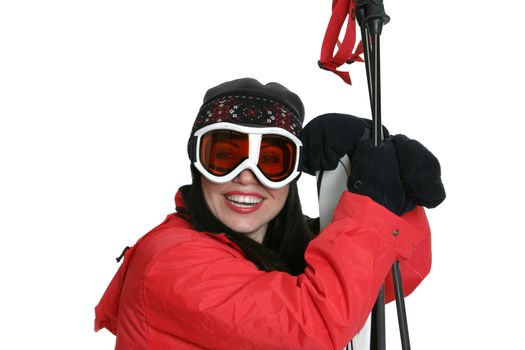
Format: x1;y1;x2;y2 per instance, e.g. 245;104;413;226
225;194;263;205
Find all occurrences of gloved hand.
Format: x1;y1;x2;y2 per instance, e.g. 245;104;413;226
300;113;389;175
348;135;446;215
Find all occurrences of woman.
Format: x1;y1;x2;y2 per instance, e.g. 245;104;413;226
95;78;445;349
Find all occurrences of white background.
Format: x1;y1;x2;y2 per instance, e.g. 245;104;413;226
1;1;523;349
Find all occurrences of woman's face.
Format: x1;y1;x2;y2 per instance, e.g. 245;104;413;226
201;169;289;243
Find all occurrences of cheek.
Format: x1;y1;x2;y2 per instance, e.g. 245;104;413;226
201;179;223;213
270;187;289;212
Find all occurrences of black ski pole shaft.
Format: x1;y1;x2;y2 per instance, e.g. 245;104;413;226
392;261;411;349
371;31;383;145
357;4;386;349
370;28;386;350
358;1;411;349
366;1;412;349
367;0;389;145
371;285;386;350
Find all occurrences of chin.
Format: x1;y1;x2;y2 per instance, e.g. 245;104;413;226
226;219;259;234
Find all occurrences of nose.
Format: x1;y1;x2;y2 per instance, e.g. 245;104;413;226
233;169;260;185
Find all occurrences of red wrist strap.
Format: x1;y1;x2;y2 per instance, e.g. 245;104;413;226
319;0;364;84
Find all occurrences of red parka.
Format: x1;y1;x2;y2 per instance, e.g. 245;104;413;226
95;189;431;350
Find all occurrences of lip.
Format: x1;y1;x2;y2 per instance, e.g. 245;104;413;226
223;191;265;214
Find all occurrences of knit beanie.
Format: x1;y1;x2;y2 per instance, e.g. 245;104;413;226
188;78;305;159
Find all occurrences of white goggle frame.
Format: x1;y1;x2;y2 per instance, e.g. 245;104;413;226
191;122;302;189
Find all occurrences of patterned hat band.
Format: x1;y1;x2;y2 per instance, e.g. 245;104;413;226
191;95;302;137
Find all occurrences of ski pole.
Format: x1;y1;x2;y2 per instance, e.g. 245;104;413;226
354;7;387;348
392;261;410;350
357;1;388;349
318;1;412;348
361;1;412;350
366;0;388;144
356;1;413;350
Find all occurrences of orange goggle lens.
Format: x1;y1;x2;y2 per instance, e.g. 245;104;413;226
199;130;297;182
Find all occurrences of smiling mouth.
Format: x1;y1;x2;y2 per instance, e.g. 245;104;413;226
224;194;264;208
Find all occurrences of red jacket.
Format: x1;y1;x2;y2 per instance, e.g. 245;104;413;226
95;190;431;350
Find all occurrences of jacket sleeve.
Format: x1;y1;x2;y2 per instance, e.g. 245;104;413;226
383;206;431;302
144;192;431;350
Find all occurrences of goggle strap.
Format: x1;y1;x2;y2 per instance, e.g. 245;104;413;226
189;135;198;162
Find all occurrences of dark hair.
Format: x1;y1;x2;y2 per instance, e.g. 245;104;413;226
184;166;314;275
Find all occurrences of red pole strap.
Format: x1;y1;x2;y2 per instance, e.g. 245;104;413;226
319;0;364;84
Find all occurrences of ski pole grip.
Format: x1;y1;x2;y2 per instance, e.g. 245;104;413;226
366;0;390;35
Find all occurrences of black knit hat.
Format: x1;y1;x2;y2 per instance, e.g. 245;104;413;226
190;78;305;138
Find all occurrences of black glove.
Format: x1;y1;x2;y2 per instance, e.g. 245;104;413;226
300;113;389;175
348;135;446;215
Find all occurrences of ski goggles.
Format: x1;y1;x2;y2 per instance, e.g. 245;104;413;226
189;123;302;189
